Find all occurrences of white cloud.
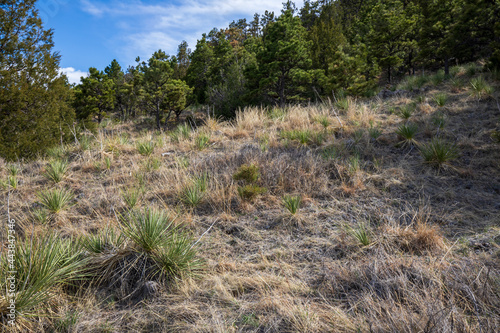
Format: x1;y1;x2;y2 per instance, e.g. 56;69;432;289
80;0;304;66
59;67;88;85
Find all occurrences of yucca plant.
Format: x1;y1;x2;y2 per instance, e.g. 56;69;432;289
6;164;20;177
283;195;301;215
194;134;210;150
369;125;382;140
195;172;209;193
470;77;493;99
36;188;75;214
396;123;419;148
121;187;142;209
31;208;49;224
346;223;371;246
7;175;17;189
137;141;156;156
79;135;92;151
43;159;69;183
180;183;205;207
152;233;204;280
431;112;446;129
465;63;478;76
177;123;191;139
316;115;331;129
398;105;414;120
433;93;448;107
81;228;125;254
119;209;177;253
430;71;445;85
0;234;87;322
419;138;459;168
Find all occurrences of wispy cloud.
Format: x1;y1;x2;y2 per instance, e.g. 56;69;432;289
79;0;303;66
59;67;88;85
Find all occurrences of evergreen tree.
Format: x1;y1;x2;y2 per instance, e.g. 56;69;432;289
257;9;314;106
0;0;75;160
74;67;115;125
138;50;192;129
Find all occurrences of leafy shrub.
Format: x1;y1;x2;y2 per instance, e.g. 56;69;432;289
233;164;260;183
237;184;267;201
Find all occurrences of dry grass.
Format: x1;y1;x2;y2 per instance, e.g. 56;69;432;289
1;71;499;332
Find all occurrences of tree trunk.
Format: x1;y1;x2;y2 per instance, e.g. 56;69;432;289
155;101;161;130
444;57;449;76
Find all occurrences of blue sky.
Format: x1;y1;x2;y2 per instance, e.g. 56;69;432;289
37;0;304;84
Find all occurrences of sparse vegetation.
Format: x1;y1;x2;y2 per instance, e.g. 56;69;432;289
136;141;155;156
36;188;75;214
43;159;69;183
470;76;494;99
419;138;459;168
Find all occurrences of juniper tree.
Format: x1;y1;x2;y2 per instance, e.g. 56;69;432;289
0;0;75;160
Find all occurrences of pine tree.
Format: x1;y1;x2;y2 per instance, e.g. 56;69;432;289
257;9;314;106
73;67;115;125
0;0;75;160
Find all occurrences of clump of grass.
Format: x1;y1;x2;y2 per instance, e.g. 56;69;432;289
431;111;446;129
43;159;69;183
136;141;155;156
194;133;210;150
121;187;142;209
36;188;75;214
369;125;382;140
82;228;125;254
281;129;312;145
233;164;260;183
267;107;287;120
180;183;205;207
119;209;177;253
0;234;87;322
31;208;49;224
419;138;459;168
175;156;190;168
470;76;493;99
346;223;370;246
316;115;331;129
46;146;67;159
430;70;446;85
396;123;419;148
335;97;350;111
398;104;415;120
79;135;92;151
170;123;191;142
104;156;112;170
465;62;478;76
117;208;204;278
348;154;361;175
320;146;339;160
433;93;448;107
237;184;267;201
283;195;301;215
143;157;161;172
6;164;20;177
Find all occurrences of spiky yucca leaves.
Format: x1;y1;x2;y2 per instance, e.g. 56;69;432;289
398;105;414;120
0;234;87;326
6;164;20;177
283;195;301;215
152;233;204;280
396;123;419;148
121;187;142;209
36;188;75;214
43;159;69;183
136;141;155;156
180;183;205;207
119;209;177;253
81;228;126;254
346;223;371;246
470;77;493;99
419;138;459;168
194;134;210;150
433;93;447;107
